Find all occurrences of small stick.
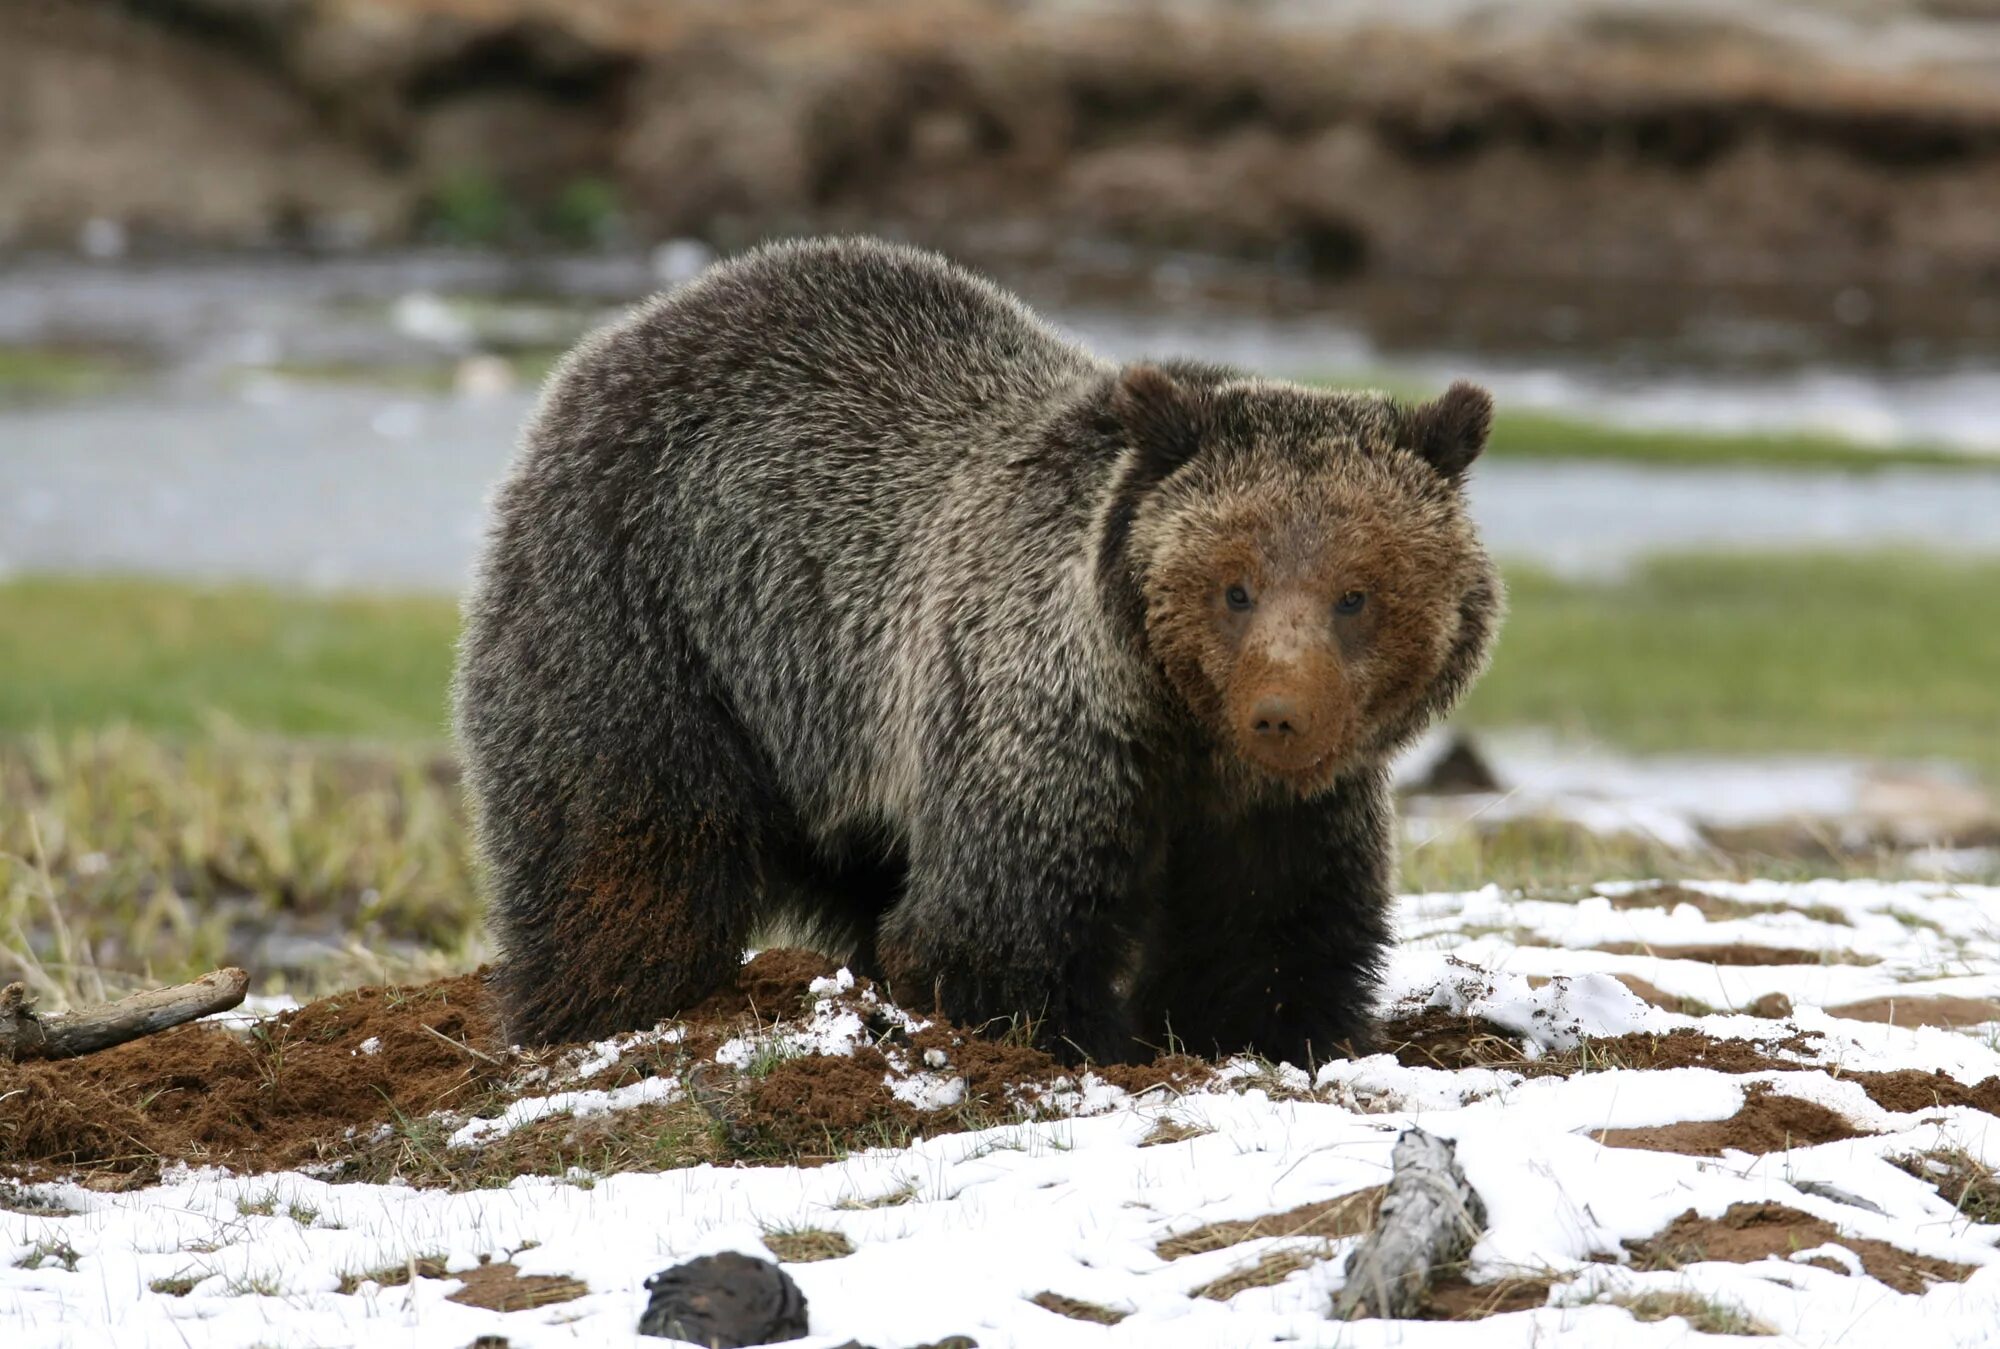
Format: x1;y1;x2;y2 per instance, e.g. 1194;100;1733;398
1332;1127;1486;1321
0;968;249;1062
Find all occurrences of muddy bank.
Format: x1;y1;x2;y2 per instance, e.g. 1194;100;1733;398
11;0;2000;291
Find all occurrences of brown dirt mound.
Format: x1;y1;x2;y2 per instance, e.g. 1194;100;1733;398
0;949;1220;1183
1381;1013;1818;1076
1605;885;1850;928
1418;1274;1558;1321
684;949;843;1023
1595;1085;1870;1156
1587;943;1878;967
1846;1069;2000;1117
1824;996;2000;1030
445;1261;590;1312
1631;1202;1975;1293
0;973;502;1177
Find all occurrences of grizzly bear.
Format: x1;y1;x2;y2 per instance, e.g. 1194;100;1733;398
454;237;1501;1065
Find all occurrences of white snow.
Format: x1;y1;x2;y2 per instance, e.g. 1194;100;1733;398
6;878;2000;1348
1396;732;1996;853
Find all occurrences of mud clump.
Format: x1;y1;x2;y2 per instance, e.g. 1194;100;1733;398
1594;1084;1870;1156
1631;1202;1975;1293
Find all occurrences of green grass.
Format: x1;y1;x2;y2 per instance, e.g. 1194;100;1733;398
0;347;137;402
1483;408;1992;472
0;577;458;740
5;558;1994;773
1461;551;2000;778
3;557;1988;995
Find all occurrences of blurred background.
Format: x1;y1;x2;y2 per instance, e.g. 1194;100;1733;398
3;0;1997;1003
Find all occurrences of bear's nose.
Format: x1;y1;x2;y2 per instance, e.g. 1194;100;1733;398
1250;694;1306;739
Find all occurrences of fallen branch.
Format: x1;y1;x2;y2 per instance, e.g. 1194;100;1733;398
0;968;249;1062
1332;1127;1486;1320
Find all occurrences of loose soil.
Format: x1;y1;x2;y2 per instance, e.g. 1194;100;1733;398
1594;1085;1870;1156
1630;1202;1975;1294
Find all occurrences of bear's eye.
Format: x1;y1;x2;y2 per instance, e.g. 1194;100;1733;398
1225;584;1253;611
1334;590;1367;616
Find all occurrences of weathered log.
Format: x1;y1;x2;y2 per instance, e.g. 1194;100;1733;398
1332;1127;1486;1321
0;968;249;1062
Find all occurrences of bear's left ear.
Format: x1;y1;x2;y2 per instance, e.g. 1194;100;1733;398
1408;381;1493;483
1111;364;1207;488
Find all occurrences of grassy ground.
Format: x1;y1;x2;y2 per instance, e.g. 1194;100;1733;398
1465;551;2000;778
4;554;1995;770
0;577;458;740
1482;409;1995;473
3;555;1991;998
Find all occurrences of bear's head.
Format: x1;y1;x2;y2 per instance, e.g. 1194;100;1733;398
1106;365;1502;794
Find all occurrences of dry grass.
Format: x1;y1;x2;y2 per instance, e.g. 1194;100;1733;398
1;729;478;1005
1191;1249;1323;1301
762;1226;855;1263
1029;1291;1127;1325
1892;1147;2000;1224
1608;1290;1773;1335
1156;1187;1383;1261
1138;1117;1213;1147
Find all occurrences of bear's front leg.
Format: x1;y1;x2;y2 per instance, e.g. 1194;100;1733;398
1131;771;1397;1068
877;748;1147;1065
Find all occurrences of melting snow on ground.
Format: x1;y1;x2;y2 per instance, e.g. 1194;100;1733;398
6;878;1999;1347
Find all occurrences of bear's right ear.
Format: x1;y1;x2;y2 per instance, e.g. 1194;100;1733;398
1110;364;1206;486
1408;380;1494;483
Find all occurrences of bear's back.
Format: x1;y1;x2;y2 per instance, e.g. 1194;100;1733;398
494;240;1122;833
640;238;1093;468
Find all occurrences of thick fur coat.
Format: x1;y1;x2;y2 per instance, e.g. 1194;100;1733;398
455;237;1502;1063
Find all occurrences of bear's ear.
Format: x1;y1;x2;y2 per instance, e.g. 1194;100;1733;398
1408;381;1493;483
1110;364;1205;485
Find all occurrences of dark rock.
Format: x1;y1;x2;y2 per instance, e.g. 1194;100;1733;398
638;1252;808;1346
1406;734;1502;795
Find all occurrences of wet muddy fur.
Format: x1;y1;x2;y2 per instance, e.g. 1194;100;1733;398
454;237;1500;1062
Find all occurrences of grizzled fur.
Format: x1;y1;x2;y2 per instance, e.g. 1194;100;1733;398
454;237;1502;1063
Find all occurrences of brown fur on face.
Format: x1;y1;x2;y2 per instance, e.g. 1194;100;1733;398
1130;380;1496;795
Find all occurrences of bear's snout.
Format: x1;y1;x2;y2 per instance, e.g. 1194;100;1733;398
1250;693;1305;741
1235;664;1346;779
